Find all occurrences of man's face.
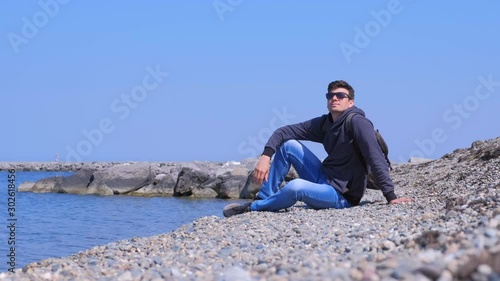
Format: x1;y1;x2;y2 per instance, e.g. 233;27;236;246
326;87;354;114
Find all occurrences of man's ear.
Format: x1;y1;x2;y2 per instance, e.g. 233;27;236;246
348;99;355;107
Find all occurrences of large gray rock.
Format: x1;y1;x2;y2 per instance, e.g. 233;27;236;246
59;169;95;194
31;176;64;193
88;163;154;195
131;173;177;197
18;182;35;192
174;167;215;197
240;171;261;199
212;167;249;198
191;185;218;198
86;183;114;196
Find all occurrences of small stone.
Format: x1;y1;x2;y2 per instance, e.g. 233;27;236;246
350;269;363;280
60;270;72;277
170;267;181;277
493;207;500;217
422;212;434;220
477;264;492;275
437;270;453;281
446;210;458;218
224;266;251;281
117;271;132;281
254;263;268;273
488;218;499;228
87;258;98;266
485;228;497;238
51;264;60;272
381;240;396;250
418;264;443;280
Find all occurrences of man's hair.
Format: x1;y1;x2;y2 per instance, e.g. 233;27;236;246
327;80;355;100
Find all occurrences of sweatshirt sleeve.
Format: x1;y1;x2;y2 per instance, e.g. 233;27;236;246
261;115;326;157
351;115;397;203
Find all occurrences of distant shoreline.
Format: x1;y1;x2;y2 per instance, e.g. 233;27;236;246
0;155;435;172
0;161;229;172
0;162;132;172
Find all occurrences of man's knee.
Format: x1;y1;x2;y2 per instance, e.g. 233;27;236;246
282;139;300;147
283;179;307;194
281;139;303;153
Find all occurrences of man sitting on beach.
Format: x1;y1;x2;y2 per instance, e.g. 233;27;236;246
223;80;411;217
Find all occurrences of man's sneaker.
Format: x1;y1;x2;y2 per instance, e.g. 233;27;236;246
223;202;252;217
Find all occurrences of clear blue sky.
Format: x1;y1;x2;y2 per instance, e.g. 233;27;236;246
1;1;499;163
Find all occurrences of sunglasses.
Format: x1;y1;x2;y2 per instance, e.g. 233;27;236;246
325;92;351;100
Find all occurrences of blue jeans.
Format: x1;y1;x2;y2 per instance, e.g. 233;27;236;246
251;140;351;212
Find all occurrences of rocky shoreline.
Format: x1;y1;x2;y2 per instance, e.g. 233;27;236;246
5;159;287;199
1;137;499;280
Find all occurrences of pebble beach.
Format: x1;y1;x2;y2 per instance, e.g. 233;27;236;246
1;137;499;281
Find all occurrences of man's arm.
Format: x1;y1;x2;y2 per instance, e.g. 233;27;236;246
262;115;327;156
252;115;327;185
253;155;271;184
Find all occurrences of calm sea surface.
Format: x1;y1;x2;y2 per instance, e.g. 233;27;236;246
0;171;246;272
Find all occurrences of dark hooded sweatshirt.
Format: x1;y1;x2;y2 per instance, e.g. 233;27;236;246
261;106;397;206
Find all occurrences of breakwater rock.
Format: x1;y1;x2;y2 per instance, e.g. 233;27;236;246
1;137;499;280
5;159;300;199
6;160;256;199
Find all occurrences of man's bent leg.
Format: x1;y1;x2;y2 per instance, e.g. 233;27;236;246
252;179;351;212
258;140;325;199
284;140;327;182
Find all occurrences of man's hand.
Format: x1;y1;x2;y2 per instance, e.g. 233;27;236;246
253;155;271;185
389;198;412;204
